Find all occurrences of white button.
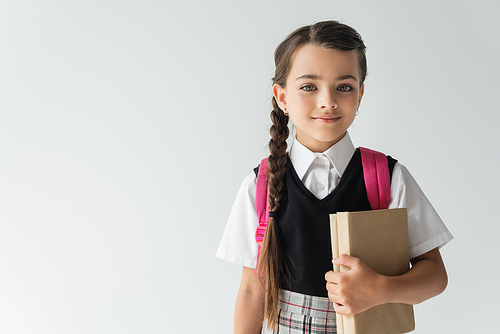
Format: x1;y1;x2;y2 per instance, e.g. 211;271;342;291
317;183;325;190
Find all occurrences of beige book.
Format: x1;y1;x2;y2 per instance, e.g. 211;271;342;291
330;208;415;334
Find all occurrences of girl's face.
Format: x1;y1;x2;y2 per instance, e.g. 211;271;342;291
273;44;364;153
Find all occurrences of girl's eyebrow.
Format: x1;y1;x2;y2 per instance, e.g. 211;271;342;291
296;74;322;80
336;74;358;81
295;74;358;81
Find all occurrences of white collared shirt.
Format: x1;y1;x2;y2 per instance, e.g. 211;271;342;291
289;134;356;200
216;133;453;268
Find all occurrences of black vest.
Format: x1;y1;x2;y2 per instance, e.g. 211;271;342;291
269;148;397;297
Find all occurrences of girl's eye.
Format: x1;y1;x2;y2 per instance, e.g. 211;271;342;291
338;85;353;92
300;84;316;91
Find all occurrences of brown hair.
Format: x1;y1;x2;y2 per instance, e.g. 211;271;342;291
256;20;367;330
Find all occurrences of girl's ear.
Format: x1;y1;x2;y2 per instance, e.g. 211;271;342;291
273;83;287;110
358;84;365;108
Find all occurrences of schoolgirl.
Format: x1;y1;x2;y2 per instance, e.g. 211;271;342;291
216;21;453;333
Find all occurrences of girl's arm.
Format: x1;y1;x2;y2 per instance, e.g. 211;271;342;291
325;247;448;315
234;266;265;334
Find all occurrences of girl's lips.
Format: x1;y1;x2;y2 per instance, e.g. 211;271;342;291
312;115;341;124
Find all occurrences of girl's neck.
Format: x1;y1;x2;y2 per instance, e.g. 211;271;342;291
296;131;347;153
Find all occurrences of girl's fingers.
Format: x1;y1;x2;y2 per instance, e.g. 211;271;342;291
325;270;340;284
333;254;360;270
328;292;349;313
332;302;353;316
326;281;338;294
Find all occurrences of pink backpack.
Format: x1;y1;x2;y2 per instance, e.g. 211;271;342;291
254;147;390;265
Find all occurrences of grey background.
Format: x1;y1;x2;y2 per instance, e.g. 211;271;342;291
1;0;498;333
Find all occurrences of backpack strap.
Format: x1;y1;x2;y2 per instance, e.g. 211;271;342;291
254;158;269;268
359;147;391;210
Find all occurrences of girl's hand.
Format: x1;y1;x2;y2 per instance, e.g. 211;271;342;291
325;254;388;315
326;248;448;316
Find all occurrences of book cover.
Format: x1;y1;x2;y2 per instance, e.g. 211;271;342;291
330;208;415;334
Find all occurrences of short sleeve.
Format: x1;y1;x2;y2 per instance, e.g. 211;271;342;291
388;163;453;259
216;172;259;268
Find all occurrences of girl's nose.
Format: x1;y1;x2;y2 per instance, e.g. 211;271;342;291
318;91;337;109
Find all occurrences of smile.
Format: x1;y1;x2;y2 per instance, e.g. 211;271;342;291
312;115;341;124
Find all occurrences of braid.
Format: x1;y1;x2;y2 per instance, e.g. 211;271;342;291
257;98;289;331
268;99;289;211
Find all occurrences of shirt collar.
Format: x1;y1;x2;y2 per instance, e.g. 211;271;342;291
289;132;356;180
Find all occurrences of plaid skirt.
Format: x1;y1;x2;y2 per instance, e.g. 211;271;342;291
262;289;337;334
